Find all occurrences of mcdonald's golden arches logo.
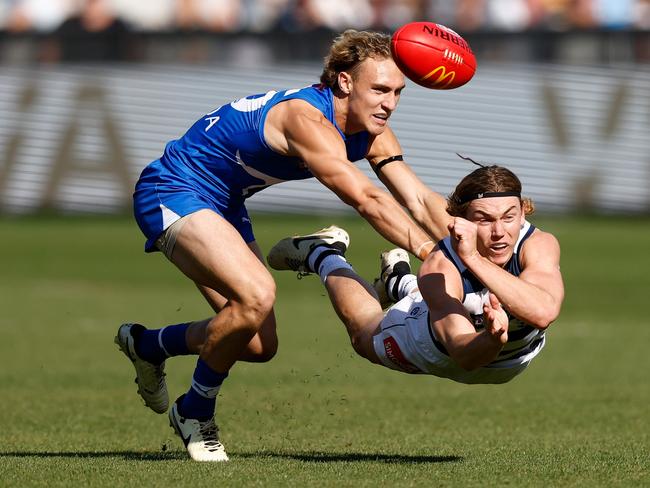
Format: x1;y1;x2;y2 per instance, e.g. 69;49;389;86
420;66;456;89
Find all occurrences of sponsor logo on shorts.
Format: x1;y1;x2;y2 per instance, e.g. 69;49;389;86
383;336;419;373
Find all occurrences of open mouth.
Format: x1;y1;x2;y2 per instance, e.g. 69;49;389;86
373;114;388;124
490;243;509;253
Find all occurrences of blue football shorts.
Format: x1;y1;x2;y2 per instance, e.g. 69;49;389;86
133;163;255;253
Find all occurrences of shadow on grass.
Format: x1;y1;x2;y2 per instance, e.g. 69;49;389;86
0;451;187;461
237;450;462;464
0;450;462;464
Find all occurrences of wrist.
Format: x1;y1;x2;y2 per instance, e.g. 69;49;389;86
461;249;483;268
415;240;434;260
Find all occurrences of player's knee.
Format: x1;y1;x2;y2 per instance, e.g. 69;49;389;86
248;338;278;363
349;332;372;361
235;279;276;330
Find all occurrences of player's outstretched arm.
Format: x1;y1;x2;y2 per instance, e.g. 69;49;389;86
367;127;452;243
268;100;433;259
418;250;507;370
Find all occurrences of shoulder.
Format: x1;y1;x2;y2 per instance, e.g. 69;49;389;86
524;227;560;252
418;247;464;301
419;245;462;280
267;97;333;128
520;227;561;265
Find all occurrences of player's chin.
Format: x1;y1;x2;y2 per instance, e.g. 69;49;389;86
485;248;513;266
368;117;388;134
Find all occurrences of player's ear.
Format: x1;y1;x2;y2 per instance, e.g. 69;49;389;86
338;71;352;94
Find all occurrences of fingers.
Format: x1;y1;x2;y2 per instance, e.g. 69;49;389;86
489;292;501;310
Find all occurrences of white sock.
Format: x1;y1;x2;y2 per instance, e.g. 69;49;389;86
387;273;418;301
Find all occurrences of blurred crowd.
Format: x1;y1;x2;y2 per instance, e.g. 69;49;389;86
1;0;648;63
1;0;649;34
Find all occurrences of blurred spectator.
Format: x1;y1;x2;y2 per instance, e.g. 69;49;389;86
487;0;534;31
635;0;650;28
371;0;422;30
594;0;634;29
44;0;134;61
455;0;487;31
242;0;291;32
296;0;374;31
110;0;177;31
565;0;597;29
175;0;244;32
2;0;73;32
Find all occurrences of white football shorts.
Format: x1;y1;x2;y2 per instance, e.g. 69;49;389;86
372;292;545;384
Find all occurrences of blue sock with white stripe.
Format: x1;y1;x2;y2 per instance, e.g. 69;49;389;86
180;358;229;421
134;323;191;364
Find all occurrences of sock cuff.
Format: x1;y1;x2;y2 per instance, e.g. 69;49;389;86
313;248;343;274
318;255;354;283
195;358;229;385
387;273;418;301
157;327;171;357
159;322;191;357
307;245;342;273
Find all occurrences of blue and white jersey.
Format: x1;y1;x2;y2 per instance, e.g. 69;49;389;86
134;84;370;251
436;221;545;364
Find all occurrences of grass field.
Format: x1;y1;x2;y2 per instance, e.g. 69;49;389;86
1;213;649;487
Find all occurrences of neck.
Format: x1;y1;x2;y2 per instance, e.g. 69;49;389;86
332;89;350;134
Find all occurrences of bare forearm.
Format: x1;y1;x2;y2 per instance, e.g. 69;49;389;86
356;192;432;259
409;192;452;243
463;254;558;328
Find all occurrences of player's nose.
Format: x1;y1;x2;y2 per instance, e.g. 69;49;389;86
491;220;505;236
382;93;398;112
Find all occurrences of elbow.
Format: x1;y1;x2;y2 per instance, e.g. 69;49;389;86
526;306;561;330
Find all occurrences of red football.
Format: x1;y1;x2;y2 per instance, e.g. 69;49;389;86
391;21;477;90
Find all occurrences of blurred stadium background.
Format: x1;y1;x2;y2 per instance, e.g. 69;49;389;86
1;1;649;486
0;0;649;216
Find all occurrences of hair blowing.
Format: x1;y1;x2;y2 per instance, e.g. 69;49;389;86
320;30;392;90
447;165;535;217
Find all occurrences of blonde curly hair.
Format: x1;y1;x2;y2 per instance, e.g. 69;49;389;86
320;30;392;90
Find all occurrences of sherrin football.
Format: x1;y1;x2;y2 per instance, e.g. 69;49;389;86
391;21;477;90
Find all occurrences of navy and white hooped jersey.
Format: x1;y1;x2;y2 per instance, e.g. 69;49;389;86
142;84;370;207
436;221;545;364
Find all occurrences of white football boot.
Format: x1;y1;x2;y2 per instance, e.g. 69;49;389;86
267;225;349;275
168;396;229;462
373;248;411;308
114;323;169;414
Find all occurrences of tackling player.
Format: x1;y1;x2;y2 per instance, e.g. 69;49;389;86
268;164;564;384
115;29;451;462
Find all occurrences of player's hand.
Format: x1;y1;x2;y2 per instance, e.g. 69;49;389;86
483;293;508;344
448;217;479;263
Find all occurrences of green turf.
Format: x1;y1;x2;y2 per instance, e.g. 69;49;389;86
1;214;648;487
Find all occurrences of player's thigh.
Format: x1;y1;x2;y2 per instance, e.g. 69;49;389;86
170;209;275;304
245;239;278;333
194;240;277;312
